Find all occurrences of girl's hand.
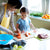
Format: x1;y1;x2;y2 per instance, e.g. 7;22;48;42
33;29;37;33
14;30;21;34
21;30;24;33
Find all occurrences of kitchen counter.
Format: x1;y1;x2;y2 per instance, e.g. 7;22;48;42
0;28;50;50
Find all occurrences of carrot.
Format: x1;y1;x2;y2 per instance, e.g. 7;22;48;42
16;36;21;39
25;33;28;37
28;33;31;35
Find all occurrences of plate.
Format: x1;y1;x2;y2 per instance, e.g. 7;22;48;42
0;34;13;45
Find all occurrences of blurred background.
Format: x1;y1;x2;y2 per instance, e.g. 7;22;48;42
0;0;50;14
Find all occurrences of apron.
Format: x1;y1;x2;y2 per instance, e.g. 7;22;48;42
0;4;11;34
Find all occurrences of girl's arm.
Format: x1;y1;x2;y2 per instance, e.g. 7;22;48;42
16;24;21;33
30;23;36;30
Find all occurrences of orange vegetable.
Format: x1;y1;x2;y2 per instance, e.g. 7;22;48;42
16;36;21;39
42;14;50;19
25;33;28;37
28;33;31;35
18;33;21;36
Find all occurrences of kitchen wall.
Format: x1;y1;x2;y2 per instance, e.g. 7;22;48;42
30;17;50;30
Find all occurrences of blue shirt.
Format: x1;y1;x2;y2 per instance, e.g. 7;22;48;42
17;17;31;32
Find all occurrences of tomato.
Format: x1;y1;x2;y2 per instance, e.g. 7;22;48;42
25;33;28;37
28;33;31;35
18;33;21;36
16;36;21;39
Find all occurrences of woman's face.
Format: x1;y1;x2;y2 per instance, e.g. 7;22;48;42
7;5;16;11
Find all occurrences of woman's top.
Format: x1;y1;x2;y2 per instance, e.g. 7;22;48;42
0;5;16;33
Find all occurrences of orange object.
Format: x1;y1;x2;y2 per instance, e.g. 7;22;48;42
45;14;48;16
28;33;31;35
25;33;28;37
18;33;21;36
16;35;21;39
42;14;50;19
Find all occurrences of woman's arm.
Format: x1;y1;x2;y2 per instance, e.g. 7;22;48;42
0;25;13;35
10;12;16;33
0;5;4;24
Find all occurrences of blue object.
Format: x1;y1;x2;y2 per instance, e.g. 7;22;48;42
0;34;13;45
17;17;31;32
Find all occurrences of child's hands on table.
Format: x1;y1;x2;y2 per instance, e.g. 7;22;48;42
33;29;37;33
14;30;21;39
21;30;25;33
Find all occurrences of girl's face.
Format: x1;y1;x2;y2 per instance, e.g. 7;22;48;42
21;12;28;19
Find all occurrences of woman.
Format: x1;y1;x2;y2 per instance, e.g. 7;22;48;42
0;0;22;35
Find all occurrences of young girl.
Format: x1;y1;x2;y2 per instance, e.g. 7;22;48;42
16;7;36;38
0;0;22;35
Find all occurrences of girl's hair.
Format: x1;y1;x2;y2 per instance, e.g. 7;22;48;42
20;7;29;14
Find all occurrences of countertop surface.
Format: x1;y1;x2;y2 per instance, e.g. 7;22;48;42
0;28;50;50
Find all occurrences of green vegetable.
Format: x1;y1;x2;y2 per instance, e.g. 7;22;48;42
16;46;24;50
30;12;43;17
13;45;18;48
34;36;42;41
34;36;50;41
13;45;18;50
18;46;23;48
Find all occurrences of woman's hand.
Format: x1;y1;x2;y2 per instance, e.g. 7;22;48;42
8;31;14;35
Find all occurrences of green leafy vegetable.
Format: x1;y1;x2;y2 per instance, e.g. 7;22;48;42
30;12;43;17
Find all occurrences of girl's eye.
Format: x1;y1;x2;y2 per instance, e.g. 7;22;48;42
22;15;23;16
25;15;26;16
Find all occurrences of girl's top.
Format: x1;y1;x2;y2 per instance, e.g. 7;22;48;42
17;17;31;32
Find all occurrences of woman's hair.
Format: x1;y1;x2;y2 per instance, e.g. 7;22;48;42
20;7;29;14
7;0;22;9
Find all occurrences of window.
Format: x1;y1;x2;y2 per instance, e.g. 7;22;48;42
49;0;50;14
22;0;49;14
27;0;42;12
